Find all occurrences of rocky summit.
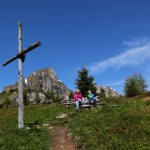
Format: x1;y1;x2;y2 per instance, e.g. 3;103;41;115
3;67;71;99
26;68;71;96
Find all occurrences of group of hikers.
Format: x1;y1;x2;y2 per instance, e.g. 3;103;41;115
73;89;97;111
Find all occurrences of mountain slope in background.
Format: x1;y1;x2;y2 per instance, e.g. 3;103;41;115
3;67;71;96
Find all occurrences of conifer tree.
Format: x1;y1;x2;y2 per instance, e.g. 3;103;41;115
54;94;61;103
35;92;41;104
69;92;74;99
75;66;97;97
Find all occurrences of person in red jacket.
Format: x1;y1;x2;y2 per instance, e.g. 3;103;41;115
73;89;82;111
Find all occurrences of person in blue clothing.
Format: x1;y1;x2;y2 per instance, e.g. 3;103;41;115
87;90;97;106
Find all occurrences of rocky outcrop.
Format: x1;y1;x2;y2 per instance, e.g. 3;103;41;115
3;67;72;104
97;85;120;97
25;68;71;97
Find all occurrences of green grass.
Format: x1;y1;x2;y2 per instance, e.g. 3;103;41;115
0;97;150;150
67;97;150;150
0;104;73;150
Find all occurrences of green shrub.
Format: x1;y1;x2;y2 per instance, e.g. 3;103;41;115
1;91;6;94
3;97;11;108
69;92;74;99
35;92;41;104
23;90;29;105
54;94;61;103
124;73;147;97
99;89;106;98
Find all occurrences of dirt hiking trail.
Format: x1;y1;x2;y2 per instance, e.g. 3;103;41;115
51;126;77;150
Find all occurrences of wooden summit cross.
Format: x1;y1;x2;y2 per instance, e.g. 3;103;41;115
2;21;41;128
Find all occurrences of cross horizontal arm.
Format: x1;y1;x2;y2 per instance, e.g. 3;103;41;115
19;41;41;56
2;42;41;66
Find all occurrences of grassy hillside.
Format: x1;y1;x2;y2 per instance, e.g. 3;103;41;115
0;103;73;150
68;96;150;149
0;96;150;150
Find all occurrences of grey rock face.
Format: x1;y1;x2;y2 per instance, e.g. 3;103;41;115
97;85;120;97
39;92;46;103
27;92;46;104
3;67;72;104
27;92;36;104
26;68;71;97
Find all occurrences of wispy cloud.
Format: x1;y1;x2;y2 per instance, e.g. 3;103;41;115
89;37;150;74
107;80;124;86
123;37;149;47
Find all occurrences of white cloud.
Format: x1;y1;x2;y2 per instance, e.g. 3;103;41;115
89;38;150;74
123;37;149;47
107;80;124;86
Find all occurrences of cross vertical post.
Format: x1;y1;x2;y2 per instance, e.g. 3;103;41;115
2;21;41;129
18;22;24;128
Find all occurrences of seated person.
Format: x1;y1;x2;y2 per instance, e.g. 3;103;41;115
73;89;82;111
87;90;97;106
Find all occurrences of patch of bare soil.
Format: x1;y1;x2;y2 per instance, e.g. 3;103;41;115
142;96;150;102
51;126;77;150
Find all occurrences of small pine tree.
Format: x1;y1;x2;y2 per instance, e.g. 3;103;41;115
35;92;41;104
44;90;56;101
99;89;105;98
3;97;11;108
54;94;61;103
45;90;51;99
50;91;55;101
23;90;29;105
124;73;147;97
69;92;74;99
75;66;97;97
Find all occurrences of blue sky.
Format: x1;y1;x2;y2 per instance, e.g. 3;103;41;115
0;0;150;94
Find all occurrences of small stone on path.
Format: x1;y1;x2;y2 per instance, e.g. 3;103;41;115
49;126;53;130
56;113;67;119
42;123;49;127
